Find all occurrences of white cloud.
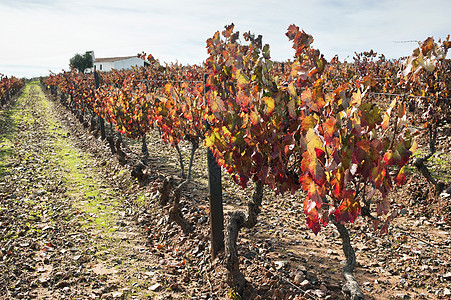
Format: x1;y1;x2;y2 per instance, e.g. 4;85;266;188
0;0;449;78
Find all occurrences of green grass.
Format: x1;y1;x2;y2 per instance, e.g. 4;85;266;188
19;81;123;232
51;127;121;232
0;84;32;176
410;148;451;182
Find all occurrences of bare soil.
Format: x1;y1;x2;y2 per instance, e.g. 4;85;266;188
0;82;450;299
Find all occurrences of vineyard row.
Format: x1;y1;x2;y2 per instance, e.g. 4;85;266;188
40;24;449;298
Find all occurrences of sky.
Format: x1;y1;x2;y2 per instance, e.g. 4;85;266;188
0;0;450;78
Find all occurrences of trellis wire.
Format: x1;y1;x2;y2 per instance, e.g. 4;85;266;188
370;92;450;101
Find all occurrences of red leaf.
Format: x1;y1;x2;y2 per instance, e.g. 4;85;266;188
304;197;321;235
314;148;325;159
286;24;300;40
395;166;406;185
353;140;371;164
307;181;324;206
334;190;359;223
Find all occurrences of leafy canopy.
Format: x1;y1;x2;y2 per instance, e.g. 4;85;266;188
69;52;93;74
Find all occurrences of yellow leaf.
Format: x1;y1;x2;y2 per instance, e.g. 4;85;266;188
306;128;324;156
409;140;418;153
164;83;171;94
288;83;297;98
262;96;275;114
381;112;390;130
350;90;361;106
235;69;249;87
222;126;232;138
205;131;215;148
250;110;259;125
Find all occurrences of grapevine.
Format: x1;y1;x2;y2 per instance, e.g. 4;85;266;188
39;26;450;299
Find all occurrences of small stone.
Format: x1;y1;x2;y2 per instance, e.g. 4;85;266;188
300;279;310;288
274;260;289;270
112;291;123;298
313;289;326;297
72;255;81;261
294;273;305;284
149;283;161;291
327;249;339;256
39;278;49;287
298;265;307;273
395;293;410;299
443;288;451;297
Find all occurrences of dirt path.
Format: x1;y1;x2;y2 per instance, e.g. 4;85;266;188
1;82;450;300
0;82;163;299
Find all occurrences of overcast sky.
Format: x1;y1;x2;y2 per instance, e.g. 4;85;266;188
1;0;449;78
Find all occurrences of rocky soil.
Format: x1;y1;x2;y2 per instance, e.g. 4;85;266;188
0;82;450;299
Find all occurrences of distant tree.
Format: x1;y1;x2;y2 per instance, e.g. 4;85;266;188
69;52;93;73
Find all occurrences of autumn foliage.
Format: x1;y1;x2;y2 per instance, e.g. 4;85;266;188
0;74;24;105
43;26;449;237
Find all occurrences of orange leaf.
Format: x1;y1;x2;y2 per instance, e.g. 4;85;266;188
250;110;259;125
323;117;336;144
395;166;406;185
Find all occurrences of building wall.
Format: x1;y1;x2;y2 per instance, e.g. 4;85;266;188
94;61;114;72
113;57;144;70
93;57;144;72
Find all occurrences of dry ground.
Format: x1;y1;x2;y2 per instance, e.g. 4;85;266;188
0;82;449;299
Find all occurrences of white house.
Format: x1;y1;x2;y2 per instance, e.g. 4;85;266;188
87;51;147;72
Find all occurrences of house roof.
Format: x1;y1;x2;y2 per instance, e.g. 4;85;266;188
94;56;137;63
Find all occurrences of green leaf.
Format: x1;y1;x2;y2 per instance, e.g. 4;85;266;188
262;44;271;59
